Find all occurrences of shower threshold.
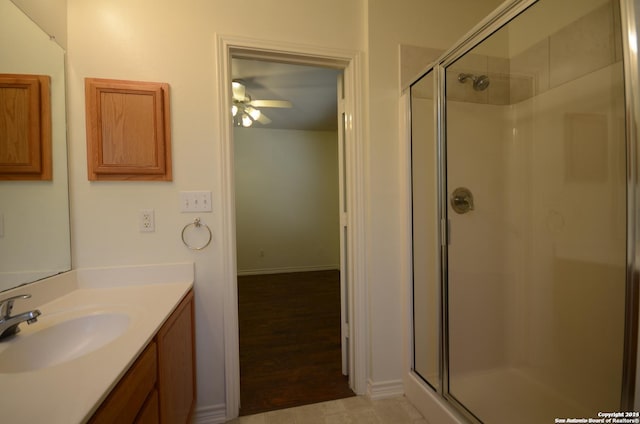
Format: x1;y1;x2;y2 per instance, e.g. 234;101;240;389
449;367;600;424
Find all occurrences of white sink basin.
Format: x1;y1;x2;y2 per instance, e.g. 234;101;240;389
0;312;130;373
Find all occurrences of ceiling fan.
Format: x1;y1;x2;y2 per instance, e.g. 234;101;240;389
231;80;292;127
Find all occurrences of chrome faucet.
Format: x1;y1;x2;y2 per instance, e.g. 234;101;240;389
0;294;41;340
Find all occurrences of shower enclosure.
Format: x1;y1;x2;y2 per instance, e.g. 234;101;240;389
409;0;639;423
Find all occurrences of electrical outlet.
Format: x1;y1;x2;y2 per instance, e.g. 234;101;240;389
139;209;155;232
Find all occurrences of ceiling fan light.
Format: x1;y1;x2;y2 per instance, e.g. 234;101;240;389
247;107;261;121
232;81;245;100
231;104;238;117
242;113;253;127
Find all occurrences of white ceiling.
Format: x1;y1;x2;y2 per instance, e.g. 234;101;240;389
231;58;340;131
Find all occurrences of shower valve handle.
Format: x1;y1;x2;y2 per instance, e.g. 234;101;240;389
450;187;474;214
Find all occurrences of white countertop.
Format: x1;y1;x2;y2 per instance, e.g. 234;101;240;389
0;263;194;424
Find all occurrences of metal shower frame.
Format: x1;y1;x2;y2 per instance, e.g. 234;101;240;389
410;0;640;420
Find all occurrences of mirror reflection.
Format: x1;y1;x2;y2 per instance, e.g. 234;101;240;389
0;0;71;292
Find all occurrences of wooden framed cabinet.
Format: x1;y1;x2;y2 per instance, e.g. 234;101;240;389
90;290;195;424
0;74;52;180
84;78;172;181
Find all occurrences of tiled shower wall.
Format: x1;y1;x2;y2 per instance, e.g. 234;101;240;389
403;0;627;410
509;0;622;103
402;0;622;105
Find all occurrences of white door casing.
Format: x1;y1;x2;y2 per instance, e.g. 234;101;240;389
215;34;367;420
338;72;349;377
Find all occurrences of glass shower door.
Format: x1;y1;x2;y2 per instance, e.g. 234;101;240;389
411;70;440;391
444;0;627;422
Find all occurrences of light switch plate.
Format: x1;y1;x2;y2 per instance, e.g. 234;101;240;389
180;191;212;212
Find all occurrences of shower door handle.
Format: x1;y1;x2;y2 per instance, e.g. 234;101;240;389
450;187;474;214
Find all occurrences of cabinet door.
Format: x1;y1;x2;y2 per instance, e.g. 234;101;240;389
89;342;158;424
135;389;159;424
84;78;172;181
157;290;195;424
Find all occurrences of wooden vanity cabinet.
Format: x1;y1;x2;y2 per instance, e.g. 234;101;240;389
157;289;196;424
89;342;158;424
89;290;195;424
135;389;160;424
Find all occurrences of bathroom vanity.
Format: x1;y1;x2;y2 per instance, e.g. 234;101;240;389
0;262;195;424
90;289;195;424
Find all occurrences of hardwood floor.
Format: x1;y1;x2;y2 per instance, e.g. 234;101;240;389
238;270;355;416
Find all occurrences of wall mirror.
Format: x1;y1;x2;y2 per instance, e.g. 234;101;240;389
0;0;71;292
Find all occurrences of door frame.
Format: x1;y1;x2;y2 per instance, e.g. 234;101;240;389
215;34;368;419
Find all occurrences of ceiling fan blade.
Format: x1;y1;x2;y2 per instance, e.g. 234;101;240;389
256;112;272;124
250;99;292;108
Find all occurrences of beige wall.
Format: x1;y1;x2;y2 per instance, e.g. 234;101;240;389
367;0;504;387
234;128;340;275
66;0;365;414
61;0;536;417
66;0;505;413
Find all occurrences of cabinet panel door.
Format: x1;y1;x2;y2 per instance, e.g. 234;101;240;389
135;389;159;424
84;78;172;181
90;342;158;424
157;290;195;424
0;74;51;180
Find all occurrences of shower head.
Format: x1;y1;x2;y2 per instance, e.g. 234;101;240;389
458;73;490;91
473;75;490;91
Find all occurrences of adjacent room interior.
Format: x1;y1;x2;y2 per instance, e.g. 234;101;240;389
231;58;353;414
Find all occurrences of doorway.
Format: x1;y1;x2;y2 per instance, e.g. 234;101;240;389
216;35;366;420
232;57;352;415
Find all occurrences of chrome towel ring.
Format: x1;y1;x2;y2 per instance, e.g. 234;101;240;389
181;218;212;250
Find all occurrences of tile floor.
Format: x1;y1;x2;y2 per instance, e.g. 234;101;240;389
226;396;428;424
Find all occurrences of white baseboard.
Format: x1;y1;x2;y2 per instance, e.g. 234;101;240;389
367;378;405;400
237;264;339;276
193;404;227;424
